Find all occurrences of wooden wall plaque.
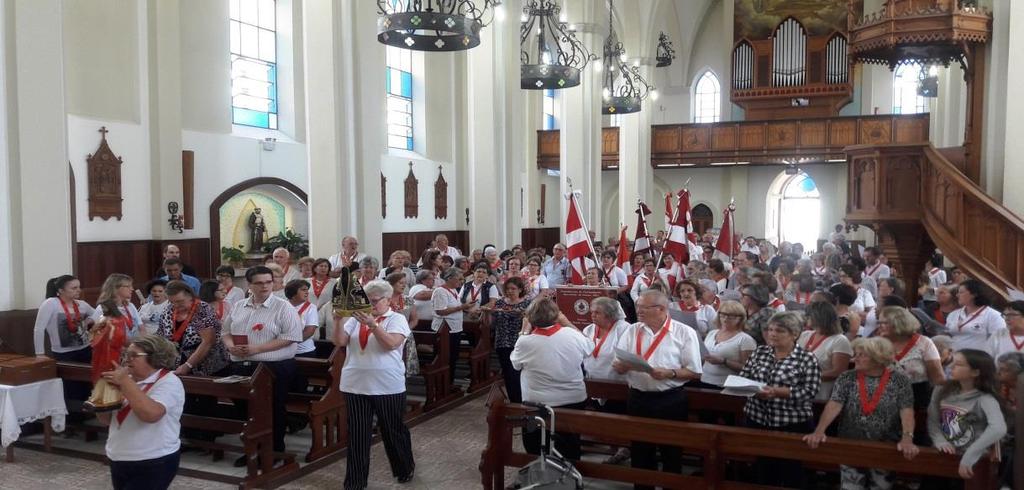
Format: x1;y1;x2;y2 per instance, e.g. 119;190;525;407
404;162;418;219
434;165;448;220
87;126;124;221
381;172;387;218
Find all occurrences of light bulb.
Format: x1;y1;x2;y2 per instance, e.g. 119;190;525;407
620;52;628;63
651;90;659;101
633;60;640;67
521;12;528;22
593;59;603;72
559;11;567;23
602;87;611;99
495;5;505;22
542;51;552;65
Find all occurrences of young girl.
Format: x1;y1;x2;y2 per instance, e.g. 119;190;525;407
927;349;1007;480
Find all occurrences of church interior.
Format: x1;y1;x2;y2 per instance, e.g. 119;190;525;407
1;0;1023;488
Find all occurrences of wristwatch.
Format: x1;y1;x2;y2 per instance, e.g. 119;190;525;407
668;369;677;379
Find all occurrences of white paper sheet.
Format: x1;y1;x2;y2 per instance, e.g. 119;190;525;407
721;375;766;397
613;348;654;373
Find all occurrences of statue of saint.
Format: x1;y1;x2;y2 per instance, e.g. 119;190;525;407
248;208;267;252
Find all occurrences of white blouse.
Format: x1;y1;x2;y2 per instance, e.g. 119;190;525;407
581;320;630;381
797;330;852;401
945;306;1006;355
701;329;757;387
340;310;411;395
33;298;96;354
106;371;184;462
430;286;464;333
408;284;435;325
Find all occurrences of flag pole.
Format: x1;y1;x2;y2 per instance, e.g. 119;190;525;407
655;178;691;269
566;178;600;281
727;197;736;262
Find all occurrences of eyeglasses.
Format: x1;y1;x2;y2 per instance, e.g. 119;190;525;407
1003;312;1022;318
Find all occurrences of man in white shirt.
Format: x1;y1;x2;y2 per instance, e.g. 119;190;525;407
273;247;301;283
221;266;303;465
740;236;760;255
613;289;701;488
329;236;367;277
434;234;462;259
862;246;891;282
542;243;571;287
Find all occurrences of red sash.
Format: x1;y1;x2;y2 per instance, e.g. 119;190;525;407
533;324;562;337
677;302;701;312
866;263;882;277
635;317;671;361
796;292;812;304
215;302;225;320
857;369;892;417
640;275;654;288
804;332;827;352
311;277;329;298
469;284;482;303
359;315;388;350
591;326;611;358
297;301;312;317
894;334;921;361
59;299;82;334
170;300;199;343
443;287;459;301
1011;334;1024;352
769;298;784;309
390;296;406;312
956;306;987;331
116;369;170;425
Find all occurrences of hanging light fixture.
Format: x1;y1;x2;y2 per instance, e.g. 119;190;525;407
655;32;676;68
601;1;654;114
377;0;503;52
520;1;597;90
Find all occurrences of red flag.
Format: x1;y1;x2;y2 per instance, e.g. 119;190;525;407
663;189;692;264
664;192;673;230
714;206;735;262
565;193;591;285
616;226;630;267
633;201;653;255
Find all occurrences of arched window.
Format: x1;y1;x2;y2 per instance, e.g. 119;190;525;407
543;89;557;130
693;71;721;123
766;171;820;252
230;0;278;129
386;44;414;150
893;63;928;115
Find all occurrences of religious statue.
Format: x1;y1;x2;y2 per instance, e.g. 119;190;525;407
332;264;373;317
248;208;267;252
83;310;131;412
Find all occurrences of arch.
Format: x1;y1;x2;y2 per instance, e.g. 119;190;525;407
691;203;713;236
771;17;807;87
692;69;721;123
209;177;308;267
893;63;928;115
765;170;820;252
732;40;755;90
824;32;849;84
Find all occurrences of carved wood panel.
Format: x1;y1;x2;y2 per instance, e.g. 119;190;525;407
767;123;798;149
860;119;892;145
434;166;448;220
601;127;619;155
885;157;921;212
829;120;857;146
537;130;560;169
403;162;418;219
739;125;765;149
87;126;124;220
651;126;681;154
381;172;387;219
682;127;709;151
799;121;827;147
711;126;736;149
895;116;928;143
182;150;194;229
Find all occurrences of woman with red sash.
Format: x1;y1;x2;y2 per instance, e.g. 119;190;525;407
878;306;945;410
96;334;185;490
804;337;918;488
86;274;140;411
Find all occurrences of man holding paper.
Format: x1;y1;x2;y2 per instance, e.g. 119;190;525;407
612;290;702;490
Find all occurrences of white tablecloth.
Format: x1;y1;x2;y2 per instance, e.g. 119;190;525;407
0;379;67;448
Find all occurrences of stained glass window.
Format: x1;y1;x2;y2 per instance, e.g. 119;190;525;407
694;71;721;123
893;63;928;115
543;89;557;130
386;45;414;150
230;0;278;129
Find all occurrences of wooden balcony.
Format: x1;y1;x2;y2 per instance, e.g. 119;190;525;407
848;0;992;66
535;114;929;170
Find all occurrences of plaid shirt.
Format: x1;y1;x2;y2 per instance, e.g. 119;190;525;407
739;345;821;428
745;307;775;345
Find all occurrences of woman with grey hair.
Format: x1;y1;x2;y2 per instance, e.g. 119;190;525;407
431;267;471;385
96;334;185;490
357;256;380;287
583;297;629;383
337;279;416;487
804;337;918;489
408;269;436;329
739;311;821;487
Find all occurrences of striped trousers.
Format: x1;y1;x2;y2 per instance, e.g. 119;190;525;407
343;391;415;490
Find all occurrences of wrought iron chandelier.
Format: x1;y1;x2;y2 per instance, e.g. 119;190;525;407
520;1;596;90
655;31;676;67
601;2;654;114
377;0;503;52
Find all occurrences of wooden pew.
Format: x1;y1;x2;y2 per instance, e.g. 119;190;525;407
411;322;463;411
462;315;500;393
479;386;998;490
56;362;297;489
290;348;345;462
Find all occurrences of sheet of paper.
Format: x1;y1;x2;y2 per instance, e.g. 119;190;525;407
721;375;766;397
614;348;653;373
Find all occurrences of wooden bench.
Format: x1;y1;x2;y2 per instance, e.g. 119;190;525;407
411;323;463;411
56;362;296;489
462;315;500;393
480;386;998;490
289;348;345;462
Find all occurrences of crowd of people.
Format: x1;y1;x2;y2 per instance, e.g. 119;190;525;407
29;229;1020;489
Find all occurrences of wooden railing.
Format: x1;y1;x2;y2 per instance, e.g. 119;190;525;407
846;142;1024;300
479;386;996;490
536;114;929;170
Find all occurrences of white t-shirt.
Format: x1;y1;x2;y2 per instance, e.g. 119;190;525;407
408;284;434;325
340;310;411;395
630;274;658;301
893;334;940;384
105;370;184;461
992;329;1024;360
223;284;245;306
431;286;464;333
945;306;1006;355
293;301;320;354
851;287;876;314
797;330;853;401
864;262;891;282
928;268;948;290
307;277;337;312
860;309;879;338
511;325;593;407
701;329;757;387
328;251;367;270
600;266;628;288
138;301;170;335
33;298;96;354
614;319;703;392
666;302;717;338
523;274;549;299
581;320;630;381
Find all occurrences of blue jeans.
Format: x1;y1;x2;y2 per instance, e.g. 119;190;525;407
109;451;179;490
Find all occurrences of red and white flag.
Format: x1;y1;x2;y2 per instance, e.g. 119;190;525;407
714;205;737;263
616;226;630;268
565;192;593;285
633;201;653;255
662;189;692;265
664;192;673;231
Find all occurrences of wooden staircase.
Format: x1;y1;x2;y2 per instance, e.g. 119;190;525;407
846;143;1024;300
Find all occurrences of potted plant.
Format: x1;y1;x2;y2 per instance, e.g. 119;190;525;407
262;229;310;258
221;244;246;266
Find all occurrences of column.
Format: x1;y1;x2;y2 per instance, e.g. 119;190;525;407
146;0;183;240
466;0;524;248
617;102;654;234
999;0;1024;214
560;0;604;238
303;0;384;258
5;0;72;308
